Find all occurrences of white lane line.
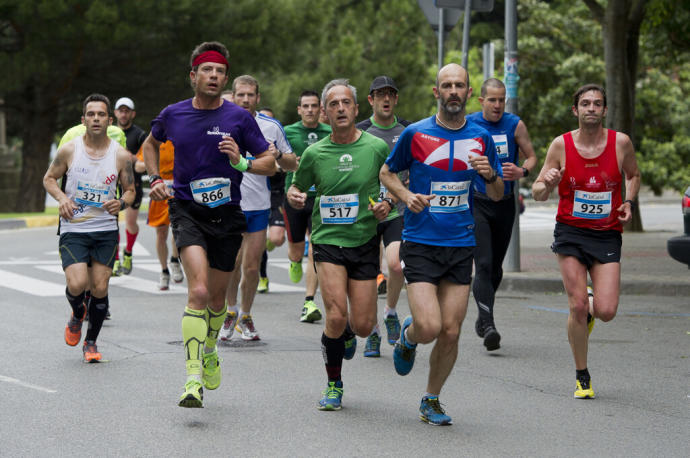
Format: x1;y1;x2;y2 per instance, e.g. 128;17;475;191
0;375;57;393
0;269;66;296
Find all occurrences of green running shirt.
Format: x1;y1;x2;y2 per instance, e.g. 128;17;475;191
283;121;331;196
292;131;389;247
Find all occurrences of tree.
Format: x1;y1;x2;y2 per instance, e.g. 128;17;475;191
582;0;648;231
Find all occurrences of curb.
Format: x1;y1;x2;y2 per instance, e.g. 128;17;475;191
501;274;690;297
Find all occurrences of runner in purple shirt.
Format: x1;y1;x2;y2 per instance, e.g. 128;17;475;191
142;41;275;409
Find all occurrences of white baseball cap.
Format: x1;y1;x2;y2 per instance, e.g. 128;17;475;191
115;97;135;110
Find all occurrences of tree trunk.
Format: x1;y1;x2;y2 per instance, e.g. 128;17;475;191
15;84;58;212
588;0;648;232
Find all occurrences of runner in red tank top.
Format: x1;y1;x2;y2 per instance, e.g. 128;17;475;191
532;84;641;400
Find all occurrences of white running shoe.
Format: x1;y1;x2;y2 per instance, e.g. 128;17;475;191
158;272;170;291
235;314;260;341
170;261;184;283
219;311;239;341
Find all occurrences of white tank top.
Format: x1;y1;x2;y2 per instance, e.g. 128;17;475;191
60;136;119;233
239;113;293;211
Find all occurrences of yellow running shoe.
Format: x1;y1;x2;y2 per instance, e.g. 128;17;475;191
574;380;595;399
202;350;222;390
257;277;269;293
289;261;303;283
179;379;204;408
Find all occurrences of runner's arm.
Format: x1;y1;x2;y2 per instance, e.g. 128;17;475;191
532;136;565;201
248;149;278;176
43;143;77;220
514;120;538;177
142;133;169;201
103;147;135;216
617;132;641;224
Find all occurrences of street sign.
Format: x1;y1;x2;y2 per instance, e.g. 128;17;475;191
418;0;462;32
434;0;494;12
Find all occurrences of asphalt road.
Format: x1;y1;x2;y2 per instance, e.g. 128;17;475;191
0;226;688;457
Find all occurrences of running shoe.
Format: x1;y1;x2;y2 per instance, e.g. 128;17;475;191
317;380;343;411
363;333;381;357
393;316;417;375
111;259;122;277
64;309;86;347
257;277;269;293
289;261;303;283
475;317;485;338
219;311;239;341
384;314;401;345
376;273;387;295
82;340;102;363
179;379;204;408
170;261;184;283
587;286;595;335
202;350;222;390
300;300;322;323
482;323;501;351
235;314;260;341
343;334;357;360
121;251;133;275
419;396;452;425
574;379;596;399
158;272;170;291
265;239;275;252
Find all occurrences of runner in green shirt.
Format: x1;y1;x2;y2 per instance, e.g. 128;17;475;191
287;79;392;412
282;91;332;323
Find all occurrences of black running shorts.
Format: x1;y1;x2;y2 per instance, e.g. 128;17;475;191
283;195;315;243
312;235;380;281
376;215;403;247
400;241;473;285
551;222;622;268
169;198;246;272
59;230;119;270
269;190;285;227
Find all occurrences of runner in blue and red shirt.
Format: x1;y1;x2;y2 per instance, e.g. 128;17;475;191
380;63;504;426
142;41;276;409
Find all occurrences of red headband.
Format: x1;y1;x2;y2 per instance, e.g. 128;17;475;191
192;50;229;68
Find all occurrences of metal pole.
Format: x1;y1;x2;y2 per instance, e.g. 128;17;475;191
461;0;471;68
503;0;520;272
483;42;494;81
437;8;445;71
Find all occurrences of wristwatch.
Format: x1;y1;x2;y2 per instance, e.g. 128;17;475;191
522;167;529;178
484;169;498;184
246;159;253;171
382;197;394;210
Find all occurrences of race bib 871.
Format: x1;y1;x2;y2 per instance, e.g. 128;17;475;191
429;181;470;213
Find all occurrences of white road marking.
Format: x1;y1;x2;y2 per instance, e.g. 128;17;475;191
0;374;57;393
0;269;66;296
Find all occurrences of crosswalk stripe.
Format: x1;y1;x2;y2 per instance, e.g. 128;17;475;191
0;268;65;297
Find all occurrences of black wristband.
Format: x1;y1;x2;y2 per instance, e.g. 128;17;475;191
149;174;162;183
276;151;283;161
522;167;529;178
119;198;126;211
382;197;394;210
624;199;634;210
484;169;498;184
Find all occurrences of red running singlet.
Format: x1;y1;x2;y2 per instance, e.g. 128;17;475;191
556;129;623;232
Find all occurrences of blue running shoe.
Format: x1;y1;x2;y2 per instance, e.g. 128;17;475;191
318;380;343;411
393;316;417;375
363;333;381;357
419;396;452;425
344;334;357;360
384;314;401;345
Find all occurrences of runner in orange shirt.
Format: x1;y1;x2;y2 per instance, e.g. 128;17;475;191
141;141;184;289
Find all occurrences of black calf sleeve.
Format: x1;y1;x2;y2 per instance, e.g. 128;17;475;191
65;287;86;318
85;295;109;342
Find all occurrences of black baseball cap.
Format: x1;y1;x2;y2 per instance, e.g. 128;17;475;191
369;76;398;94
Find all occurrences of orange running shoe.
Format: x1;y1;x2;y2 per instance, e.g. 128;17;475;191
376;273;387;295
64;310;85;347
82;341;102;362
